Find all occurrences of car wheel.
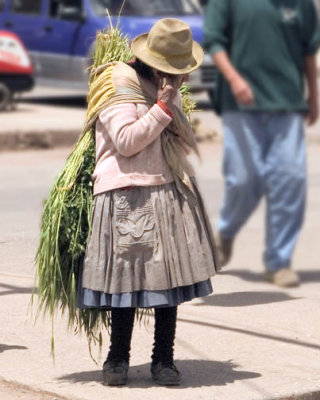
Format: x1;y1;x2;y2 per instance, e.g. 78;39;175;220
207;89;215;107
0;83;12;111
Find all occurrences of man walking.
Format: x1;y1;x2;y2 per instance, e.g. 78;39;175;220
204;0;320;286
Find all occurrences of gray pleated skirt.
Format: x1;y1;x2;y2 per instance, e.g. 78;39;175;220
77;179;219;309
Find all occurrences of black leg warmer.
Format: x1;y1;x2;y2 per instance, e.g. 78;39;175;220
107;307;135;364
151;306;178;366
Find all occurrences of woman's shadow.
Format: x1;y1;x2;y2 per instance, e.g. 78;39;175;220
57;359;261;388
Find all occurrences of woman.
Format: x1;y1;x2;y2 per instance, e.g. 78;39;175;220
78;18;219;386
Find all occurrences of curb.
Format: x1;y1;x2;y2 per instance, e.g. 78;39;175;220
0;128;222;152
0;130;80;151
277;392;320;400
0;378;73;400
0;128;319;152
1;376;319;400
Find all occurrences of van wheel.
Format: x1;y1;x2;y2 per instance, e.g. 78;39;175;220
0;83;12;111
207;89;215;107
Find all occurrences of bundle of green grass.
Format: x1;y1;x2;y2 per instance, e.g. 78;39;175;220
34;25;196;358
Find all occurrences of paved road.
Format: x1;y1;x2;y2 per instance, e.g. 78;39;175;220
2;141;319;278
0;144;222;278
0;143;320;399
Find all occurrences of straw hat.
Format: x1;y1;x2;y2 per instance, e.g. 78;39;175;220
131;18;204;75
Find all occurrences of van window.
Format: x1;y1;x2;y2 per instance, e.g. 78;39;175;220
49;0;83;19
0;0;5;12
11;0;42;14
90;0;201;17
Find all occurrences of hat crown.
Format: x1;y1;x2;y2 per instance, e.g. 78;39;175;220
147;18;193;57
130;17;204;75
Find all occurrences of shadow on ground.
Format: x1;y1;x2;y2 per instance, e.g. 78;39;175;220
219;269;320;284
176;319;320;351
194;291;299;307
0;283;36;297
0;344;28;353
57;359;261;388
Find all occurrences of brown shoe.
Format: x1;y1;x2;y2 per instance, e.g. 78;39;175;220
216;233;234;267
265;268;300;287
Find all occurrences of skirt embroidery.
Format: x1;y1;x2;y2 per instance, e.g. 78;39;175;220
114;190;156;256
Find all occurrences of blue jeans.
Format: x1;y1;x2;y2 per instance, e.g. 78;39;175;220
219;111;306;271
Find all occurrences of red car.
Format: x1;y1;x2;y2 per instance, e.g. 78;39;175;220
0;30;34;110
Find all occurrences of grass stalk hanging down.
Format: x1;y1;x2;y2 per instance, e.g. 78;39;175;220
33;24;197;360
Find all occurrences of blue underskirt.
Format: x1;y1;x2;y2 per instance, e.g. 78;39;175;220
77;279;213;309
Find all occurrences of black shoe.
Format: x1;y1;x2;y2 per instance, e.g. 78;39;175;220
151;361;182;386
102;360;129;386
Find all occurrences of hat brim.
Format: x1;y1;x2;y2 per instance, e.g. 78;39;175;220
131;33;204;75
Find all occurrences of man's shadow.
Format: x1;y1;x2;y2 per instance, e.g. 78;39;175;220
194;290;298;307
57;359;261;388
219;269;320;284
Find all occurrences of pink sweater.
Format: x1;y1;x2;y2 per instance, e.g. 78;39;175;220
93;101;178;195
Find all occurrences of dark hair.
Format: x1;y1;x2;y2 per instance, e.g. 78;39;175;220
128;58;154;80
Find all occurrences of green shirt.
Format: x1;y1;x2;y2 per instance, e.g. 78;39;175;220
203;0;320;113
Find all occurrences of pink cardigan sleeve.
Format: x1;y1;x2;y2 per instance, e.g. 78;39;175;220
99;103;173;157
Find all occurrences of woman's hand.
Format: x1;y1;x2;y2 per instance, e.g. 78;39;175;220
156;72;188;108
